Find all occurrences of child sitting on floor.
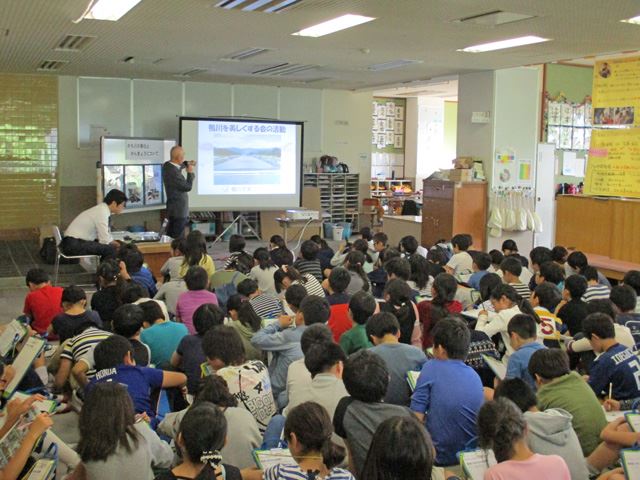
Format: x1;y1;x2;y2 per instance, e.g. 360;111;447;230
22;268;63;335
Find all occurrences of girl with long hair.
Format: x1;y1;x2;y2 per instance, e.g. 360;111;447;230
478;398;571;479
379;279;421;348
74;382;172;479
417;273;462;349
155;402;241;480
344;250;371;295
249;247;278;296
180;230;215;278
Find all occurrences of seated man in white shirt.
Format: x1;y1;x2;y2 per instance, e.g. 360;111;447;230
61;189;127;259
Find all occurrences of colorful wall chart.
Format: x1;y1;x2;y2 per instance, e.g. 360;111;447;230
493;153;534;188
592;57;640;127
584;129;640;198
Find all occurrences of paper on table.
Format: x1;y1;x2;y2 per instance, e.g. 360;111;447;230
481;354;507;380
459;449;497;480
621;448;640;480
603;407;629;422
462;309;481;319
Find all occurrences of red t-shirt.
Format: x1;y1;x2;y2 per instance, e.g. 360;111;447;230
328;303;351;343
23;285;64;334
417;299;463;349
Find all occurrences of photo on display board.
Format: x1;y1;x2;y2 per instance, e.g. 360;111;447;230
394;134;404;149
377;133;386;149
394;120;403;132
547;102;562;125
395;106;404;120
386;118;394;131
124;165;144;207
572;128;585;150
378;119;386;131
386;132;394;145
144;164;163;205
103;165;123;195
593;106;634;126
559;127;572;149
547;126;560;148
573;105;585;126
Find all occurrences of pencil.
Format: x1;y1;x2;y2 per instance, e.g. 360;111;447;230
608;382;613;400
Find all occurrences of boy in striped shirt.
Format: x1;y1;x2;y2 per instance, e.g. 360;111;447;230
500;256;531;300
582;266;611;302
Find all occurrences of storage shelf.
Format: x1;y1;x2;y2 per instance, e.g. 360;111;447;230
304;173;360;228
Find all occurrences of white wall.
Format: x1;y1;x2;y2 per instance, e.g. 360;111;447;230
57;77;372;227
456;67;542;253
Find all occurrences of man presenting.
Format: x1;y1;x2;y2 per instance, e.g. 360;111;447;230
162;146;195;239
61;189;127;259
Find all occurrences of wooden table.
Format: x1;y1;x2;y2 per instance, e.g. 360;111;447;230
137;242;172;280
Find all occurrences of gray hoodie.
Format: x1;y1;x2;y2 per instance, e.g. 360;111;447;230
524;408;590;480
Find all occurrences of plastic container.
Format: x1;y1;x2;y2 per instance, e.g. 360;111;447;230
323;222;336;239
338;222;352;240
332;225;345;241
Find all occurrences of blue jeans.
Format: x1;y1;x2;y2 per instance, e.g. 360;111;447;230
261;414;286;449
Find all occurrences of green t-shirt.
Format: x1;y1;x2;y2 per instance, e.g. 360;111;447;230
339;324;372;355
536;371;607;456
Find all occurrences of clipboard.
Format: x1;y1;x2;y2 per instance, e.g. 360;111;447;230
407;370;421;391
481;354;507;380
458;448;497;480
2;337;46;399
621;448;640;480
252;448;296;470
625;412;640;432
0;407;38;468
0;320;28;357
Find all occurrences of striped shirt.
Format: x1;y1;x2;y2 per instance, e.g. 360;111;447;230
293;259;323;283
509;282;531;300
61;327;112;377
263;464;354;480
293;273;326;298
250;293;284;319
582;284;611;302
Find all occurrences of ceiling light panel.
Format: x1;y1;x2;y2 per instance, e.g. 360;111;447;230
37;60;68;71
458;35;550;53
292;14;375;37
252;63;318;75
85;0;142;21
622;15;640;25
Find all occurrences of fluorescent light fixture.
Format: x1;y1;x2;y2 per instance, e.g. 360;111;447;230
622;15;640;24
85;0;142;21
458;35;550;53
292;14;375;37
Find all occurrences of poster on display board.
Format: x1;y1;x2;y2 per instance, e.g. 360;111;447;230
493;152;534;188
584;128;640;198
592;57;640;127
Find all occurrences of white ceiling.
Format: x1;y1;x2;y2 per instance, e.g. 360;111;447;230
2;0;640;90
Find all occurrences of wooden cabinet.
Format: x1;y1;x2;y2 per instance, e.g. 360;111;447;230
421;180;487;250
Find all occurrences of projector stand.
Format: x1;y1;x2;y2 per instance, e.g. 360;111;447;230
210;214;262;247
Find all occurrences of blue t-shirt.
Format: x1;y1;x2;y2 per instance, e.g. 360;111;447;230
589;343;640;400
410;359;484;466
617;313;640;345
506;342;547;390
140;320;189;366
131;267;157;297
468;270;489;291
89;364;164;416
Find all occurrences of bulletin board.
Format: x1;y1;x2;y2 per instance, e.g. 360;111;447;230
584;56;640;197
99;136;176;210
583;129;640;198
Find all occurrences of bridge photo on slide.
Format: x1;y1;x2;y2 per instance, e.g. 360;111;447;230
213;146;282;185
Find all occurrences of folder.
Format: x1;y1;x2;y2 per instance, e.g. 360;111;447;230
2;337;46;399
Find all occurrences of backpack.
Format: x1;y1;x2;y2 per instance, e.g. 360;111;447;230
214;272;241;312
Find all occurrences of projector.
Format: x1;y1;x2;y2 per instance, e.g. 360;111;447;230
286;209;320;221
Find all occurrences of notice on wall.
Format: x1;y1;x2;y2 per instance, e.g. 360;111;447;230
592;57;640;127
493;153;517;188
584;129;640;198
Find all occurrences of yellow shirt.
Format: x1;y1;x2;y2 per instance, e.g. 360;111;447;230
179;254;215;278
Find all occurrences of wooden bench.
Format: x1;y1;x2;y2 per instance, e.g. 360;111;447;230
583;253;640;281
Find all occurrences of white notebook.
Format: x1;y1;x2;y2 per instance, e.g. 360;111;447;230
459;449;497;480
0;320;28;357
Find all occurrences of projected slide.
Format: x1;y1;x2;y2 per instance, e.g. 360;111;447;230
181;117;303;210
194;120;298;196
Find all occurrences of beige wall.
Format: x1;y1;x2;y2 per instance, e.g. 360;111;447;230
57;77;373;229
